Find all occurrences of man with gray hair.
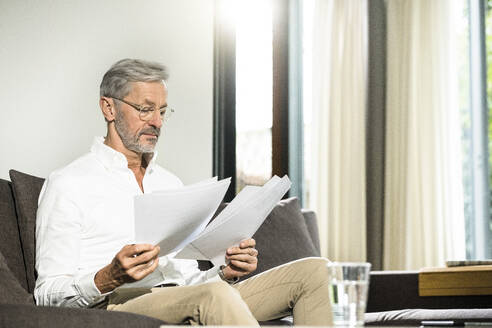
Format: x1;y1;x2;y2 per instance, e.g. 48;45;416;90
35;58;332;325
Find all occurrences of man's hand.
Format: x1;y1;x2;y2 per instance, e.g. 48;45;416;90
221;238;258;280
94;244;160;293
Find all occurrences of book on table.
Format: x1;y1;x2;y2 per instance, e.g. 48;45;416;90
134;175;291;266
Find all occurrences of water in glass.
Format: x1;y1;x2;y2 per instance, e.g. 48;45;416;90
330;280;368;326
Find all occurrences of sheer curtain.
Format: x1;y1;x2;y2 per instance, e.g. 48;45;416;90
310;0;368;261
384;0;466;269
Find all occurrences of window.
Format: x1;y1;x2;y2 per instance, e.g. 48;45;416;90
213;0;300;202
461;0;492;258
302;0;314;207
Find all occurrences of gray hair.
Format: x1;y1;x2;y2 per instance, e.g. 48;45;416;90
100;58;169;99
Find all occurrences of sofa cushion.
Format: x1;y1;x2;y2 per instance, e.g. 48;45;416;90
9;170;45;294
0;179;29;291
0;303;165;328
0;250;34;305
365;309;492;326
245;197;319;280
301;209;321;255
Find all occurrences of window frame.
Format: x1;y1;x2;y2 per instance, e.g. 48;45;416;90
468;0;492;259
213;0;304;202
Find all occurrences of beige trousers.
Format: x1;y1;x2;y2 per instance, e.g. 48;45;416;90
107;257;333;326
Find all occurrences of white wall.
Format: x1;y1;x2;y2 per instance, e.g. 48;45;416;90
0;0;214;184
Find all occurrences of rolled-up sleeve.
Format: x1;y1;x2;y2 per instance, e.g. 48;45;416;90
34;175;106;307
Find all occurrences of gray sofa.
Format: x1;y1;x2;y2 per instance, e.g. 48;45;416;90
1;170;492;327
0;170;321;327
365;271;492;325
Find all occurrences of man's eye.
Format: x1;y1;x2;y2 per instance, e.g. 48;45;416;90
141;107;154;113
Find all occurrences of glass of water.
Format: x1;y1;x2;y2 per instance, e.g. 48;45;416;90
327;262;371;326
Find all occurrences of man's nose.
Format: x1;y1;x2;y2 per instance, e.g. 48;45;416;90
148;110;163;128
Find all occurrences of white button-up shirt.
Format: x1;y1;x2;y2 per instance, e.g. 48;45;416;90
35;137;220;308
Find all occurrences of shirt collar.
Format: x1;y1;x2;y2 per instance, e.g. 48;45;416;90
90;136;158;171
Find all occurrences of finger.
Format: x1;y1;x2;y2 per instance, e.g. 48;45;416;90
227;246;257;255
229;259;256;272
122;244;156;257
224;263;248;275
223;266;248;278
116;245;156;270
127;257;160;281
129;259;159;281
129;247;160;266
121;246;159;269
240;238;256;248
131;254;159;271
226;253;258;263
228;248;257;258
247;248;258;257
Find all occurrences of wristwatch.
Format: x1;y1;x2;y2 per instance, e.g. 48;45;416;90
218;265;239;284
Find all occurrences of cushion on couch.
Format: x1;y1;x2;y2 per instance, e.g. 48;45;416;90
0;303;165;328
301;209;321;255
365;308;492;326
9;170;45;294
0;250;34;305
0;178;29;291
245;197;319;280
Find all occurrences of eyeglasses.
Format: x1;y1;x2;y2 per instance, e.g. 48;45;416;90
112;97;174;122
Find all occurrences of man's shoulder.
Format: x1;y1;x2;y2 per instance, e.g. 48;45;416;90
45;153;99;186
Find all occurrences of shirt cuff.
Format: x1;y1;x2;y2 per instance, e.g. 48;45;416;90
75;271;112;305
205;266;221;282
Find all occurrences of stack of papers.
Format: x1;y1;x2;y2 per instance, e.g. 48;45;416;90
134;175;291;266
134;177;230;255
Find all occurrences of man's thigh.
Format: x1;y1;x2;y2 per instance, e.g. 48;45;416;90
107;285;201;323
106;281;258;325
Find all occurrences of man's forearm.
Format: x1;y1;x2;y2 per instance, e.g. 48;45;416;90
94;264;123;293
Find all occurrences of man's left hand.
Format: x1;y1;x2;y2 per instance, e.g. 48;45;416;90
222;238;258;280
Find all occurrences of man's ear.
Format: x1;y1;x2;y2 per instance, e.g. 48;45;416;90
100;97;115;122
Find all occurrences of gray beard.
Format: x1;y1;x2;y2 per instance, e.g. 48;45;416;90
114;110;159;154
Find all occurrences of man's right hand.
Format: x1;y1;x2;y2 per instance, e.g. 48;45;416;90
94;244;160;294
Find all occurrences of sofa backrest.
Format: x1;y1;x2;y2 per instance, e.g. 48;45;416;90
0;179;29;291
9;170;45;294
302;209;320;255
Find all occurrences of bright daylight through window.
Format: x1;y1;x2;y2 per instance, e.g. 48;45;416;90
234;0;273;193
233;0;492;259
458;0;492;258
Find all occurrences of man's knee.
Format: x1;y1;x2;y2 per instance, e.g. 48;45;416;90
291;257;329;272
289;257;330;285
200;281;242;304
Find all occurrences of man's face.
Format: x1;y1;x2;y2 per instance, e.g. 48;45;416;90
114;81;167;154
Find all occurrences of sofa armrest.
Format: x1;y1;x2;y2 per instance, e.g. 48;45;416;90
367;271;492;312
0;304;165;328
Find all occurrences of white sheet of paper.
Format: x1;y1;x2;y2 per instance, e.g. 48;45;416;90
174;175;291;266
206;176;282;233
134;177;230;255
204;185;261;232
